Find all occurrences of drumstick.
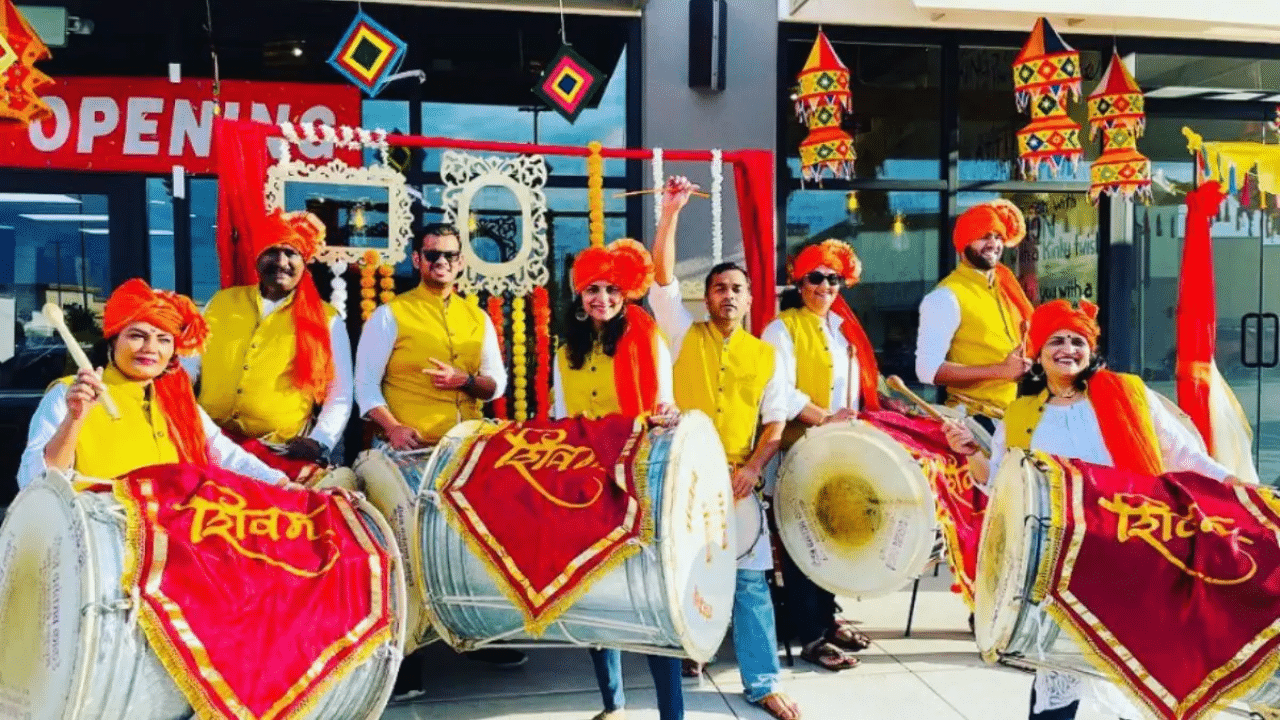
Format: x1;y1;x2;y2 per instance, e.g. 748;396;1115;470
612;188;711;199
43;303;120;420
886;375;991;459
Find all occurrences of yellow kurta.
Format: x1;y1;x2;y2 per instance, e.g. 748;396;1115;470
777;307;836;448
198;285;338;443
673;322;774;465
557;345;620;419
58;365;180;479
383;285;487;445
937;265;1024;411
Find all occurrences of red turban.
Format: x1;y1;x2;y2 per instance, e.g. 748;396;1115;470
1027;299;1100;357
789;238;861;284
253;209;334;403
787;239;881;411
953;199;1026;254
572;239;655;301
102;279;211;466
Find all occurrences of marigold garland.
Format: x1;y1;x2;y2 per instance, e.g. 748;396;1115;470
358;250;381;321
587;140;605;248
511;295;529;421
486;294;508;420
532;287;551;421
378;263;395;304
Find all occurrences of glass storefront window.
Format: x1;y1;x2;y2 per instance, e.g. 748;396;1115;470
958;46;1102;183
782;41;942;182
0;192;112;392
785;189;942;386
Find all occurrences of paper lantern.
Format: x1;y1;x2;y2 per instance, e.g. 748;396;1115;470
327;10;408;97
0;0;52;125
533;44;606;123
1088;52;1151;202
1012;18;1083;179
795;30;855;182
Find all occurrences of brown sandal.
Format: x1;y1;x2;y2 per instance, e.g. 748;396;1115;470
799;639;859;671
826;623;872;652
754;692;801;720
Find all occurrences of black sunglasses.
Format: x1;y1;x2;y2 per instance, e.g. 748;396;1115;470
805;271;843;287
421;249;461;263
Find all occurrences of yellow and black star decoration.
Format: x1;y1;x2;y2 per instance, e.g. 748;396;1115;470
327;10;407;97
533;45;606;123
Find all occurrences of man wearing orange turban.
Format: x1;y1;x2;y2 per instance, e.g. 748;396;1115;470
183;209;354;481
916;199;1035;419
18;279;288;488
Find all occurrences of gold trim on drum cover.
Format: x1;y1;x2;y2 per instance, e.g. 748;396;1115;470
432;418;655;637
1039;457;1280;720
116;478;393;720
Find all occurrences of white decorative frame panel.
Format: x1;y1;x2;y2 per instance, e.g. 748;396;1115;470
440;150;550;296
263;157;413;267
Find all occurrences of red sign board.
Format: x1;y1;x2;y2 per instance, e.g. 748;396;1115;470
0;77;362;174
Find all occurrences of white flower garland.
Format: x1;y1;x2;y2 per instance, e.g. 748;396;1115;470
710;148;723;265
328;261;348;319
651;147;664;229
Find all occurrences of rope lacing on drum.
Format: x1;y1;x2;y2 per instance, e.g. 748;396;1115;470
82;596;132;617
86;503;127;526
421;489;441;507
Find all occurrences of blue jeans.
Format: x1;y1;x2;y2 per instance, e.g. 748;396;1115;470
589;649;683;720
734;570;782;702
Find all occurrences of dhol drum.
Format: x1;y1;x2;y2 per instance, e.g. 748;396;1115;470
734;493;767;562
415;412;737;662
974;449;1278;716
932;404;996;457
774;420;939;599
0;469;406;720
353;445;437;652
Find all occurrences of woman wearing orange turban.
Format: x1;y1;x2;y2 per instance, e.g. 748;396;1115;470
760;238;901;672
553;238;682;720
944;298;1233;720
17;279;289;488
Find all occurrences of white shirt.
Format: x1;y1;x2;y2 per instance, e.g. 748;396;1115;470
17;383;288;489
648;281;784;572
761;312;860;419
551;331;674;421
647;281;789;425
181;294;355;450
354;300;507;420
915;285;962;385
988;387;1232;483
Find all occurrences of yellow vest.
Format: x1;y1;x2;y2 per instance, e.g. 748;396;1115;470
937;265;1023;411
777;308;837;448
383;285;487;444
1004;373;1156;459
56;365;180;479
557;345;620;419
198;286;339;443
673;322;775;464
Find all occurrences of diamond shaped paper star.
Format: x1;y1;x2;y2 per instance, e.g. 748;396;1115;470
533;44;606;123
327;10;407;97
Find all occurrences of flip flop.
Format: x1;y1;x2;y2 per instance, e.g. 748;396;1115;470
754;692;801;720
799;639;859;671
826;624;872;652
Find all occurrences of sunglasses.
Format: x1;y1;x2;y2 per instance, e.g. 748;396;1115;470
421;249;460;264
805;271;843;287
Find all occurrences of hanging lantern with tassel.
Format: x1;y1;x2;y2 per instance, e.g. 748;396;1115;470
1012;17;1083;179
1087;51;1151;203
795;30;855;183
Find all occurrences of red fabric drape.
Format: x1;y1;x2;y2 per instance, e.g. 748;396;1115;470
213;118;274;288
730;150;777;335
1176;181;1223;452
614;305;661;416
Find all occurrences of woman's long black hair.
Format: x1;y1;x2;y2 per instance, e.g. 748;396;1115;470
1017;352;1106;397
562;294;628;370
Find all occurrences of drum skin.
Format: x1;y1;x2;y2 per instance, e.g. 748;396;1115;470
774;420;938;600
0;469;406;720
414;412;737;662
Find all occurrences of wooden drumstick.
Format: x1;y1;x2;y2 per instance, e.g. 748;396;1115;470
43;303;120;420
886;375;990;458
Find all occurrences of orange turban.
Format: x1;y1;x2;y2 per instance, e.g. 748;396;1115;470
789;239;861;285
1027;299;1100;357
102;279;211;467
250;209;334;404
786;240;882;411
952;199;1026;254
255;208;326;262
572;239;655;301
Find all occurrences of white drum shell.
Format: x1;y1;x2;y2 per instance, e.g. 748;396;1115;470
415;412;737;662
0;470;406;720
